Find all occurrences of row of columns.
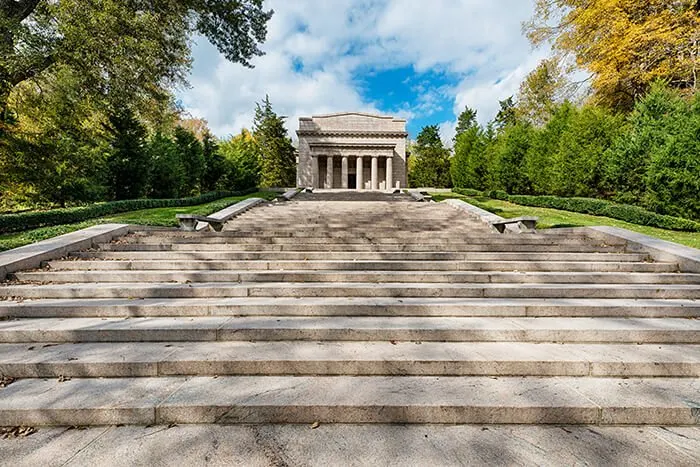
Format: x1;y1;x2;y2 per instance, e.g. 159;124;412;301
312;155;393;190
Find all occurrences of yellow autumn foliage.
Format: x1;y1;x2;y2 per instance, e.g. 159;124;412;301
525;0;700;109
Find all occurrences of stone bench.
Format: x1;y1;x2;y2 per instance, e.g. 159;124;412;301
176;215;225;232
278;189;300;201
491;216;538;233
409;191;433;202
176;197;264;232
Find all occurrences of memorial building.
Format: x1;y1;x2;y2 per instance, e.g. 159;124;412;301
296;112;408;189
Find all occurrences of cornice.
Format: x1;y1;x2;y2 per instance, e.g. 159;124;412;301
297;130;408;138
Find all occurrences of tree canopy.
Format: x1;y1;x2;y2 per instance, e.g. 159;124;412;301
524;0;700;109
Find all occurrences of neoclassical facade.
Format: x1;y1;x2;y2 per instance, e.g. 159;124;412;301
296;112;408;190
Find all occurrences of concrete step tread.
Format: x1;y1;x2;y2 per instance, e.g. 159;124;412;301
0;316;697;343
15;270;697;285
47;260;677;271
3;281;699;300
3;297;698;318
0;341;698;377
1;375;699;425
98;243;631;253
3;424;698;466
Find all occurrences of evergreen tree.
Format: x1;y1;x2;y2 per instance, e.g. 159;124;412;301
253;96;296;187
201;130;226;191
454;106;477;139
174;126;205;195
148;132;183;198
408;125;452;188
494;97;517;130
106;106;150;200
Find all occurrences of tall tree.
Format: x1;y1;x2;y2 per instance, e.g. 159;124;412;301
409;125;452;188
524;0;700;109
517;58;570;126
253;96;296;187
174;126;205;195
454;106;478;139
494;97;517;130
0;0;274;122
106;106;150;200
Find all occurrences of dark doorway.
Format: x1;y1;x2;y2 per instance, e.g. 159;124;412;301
348;174;356;189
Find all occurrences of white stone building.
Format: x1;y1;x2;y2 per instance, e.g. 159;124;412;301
296;112;408;189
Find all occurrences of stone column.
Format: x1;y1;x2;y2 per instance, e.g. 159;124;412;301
326;155;334;188
356;156;363;190
371;156;378;190
341;156;349;189
311;156;319;188
385;155;393;190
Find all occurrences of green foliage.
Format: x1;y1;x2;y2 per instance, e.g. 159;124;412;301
454;106;477;138
253;96;296;187
174;126;205;195
0;189;258;234
408;125;451;188
490;122;532;194
643;92;700;219
218;129;262;190
449;84;698;221
524;102;575;194
489;192;700;232
552;105;625;197
147;132;184;199
201;131;225;192
106;107;151;200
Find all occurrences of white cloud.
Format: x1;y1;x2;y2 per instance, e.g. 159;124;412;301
179;0;545;137
453;49;550;125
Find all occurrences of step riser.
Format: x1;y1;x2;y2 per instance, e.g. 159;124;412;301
91;244;636;261
52;260;675;273
17;271;696;284
2;361;697;378
5;287;699;299
3;304;698;319
128;237;613;245
99;243;629;253
1;329;697;344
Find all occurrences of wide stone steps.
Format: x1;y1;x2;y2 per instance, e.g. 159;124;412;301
1;341;698;378
1;198;698;429
0;316;698;344
15;270;698;284
1;376;699;426
3;297;698;318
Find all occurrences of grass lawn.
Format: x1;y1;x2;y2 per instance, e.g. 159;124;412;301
0;191;278;252
431;192;700;250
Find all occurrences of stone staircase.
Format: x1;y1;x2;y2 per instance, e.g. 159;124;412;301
0;195;699;427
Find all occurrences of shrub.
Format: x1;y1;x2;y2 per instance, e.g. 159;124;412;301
504;194;700;232
0;188;258;234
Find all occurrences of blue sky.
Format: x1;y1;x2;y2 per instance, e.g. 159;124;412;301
178;0;546;143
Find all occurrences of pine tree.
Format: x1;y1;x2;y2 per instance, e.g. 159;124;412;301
253;95;297;187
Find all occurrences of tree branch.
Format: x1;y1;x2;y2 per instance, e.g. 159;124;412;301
1;0;42;22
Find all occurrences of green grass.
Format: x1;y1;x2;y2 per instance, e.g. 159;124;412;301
431;192;700;249
0;191;278;252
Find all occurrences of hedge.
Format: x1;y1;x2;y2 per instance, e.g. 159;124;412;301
451;187;700;232
0;188;258;234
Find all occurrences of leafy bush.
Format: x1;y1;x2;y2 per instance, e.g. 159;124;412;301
452;187;484;197
0;188;257;234
503;194;700;232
